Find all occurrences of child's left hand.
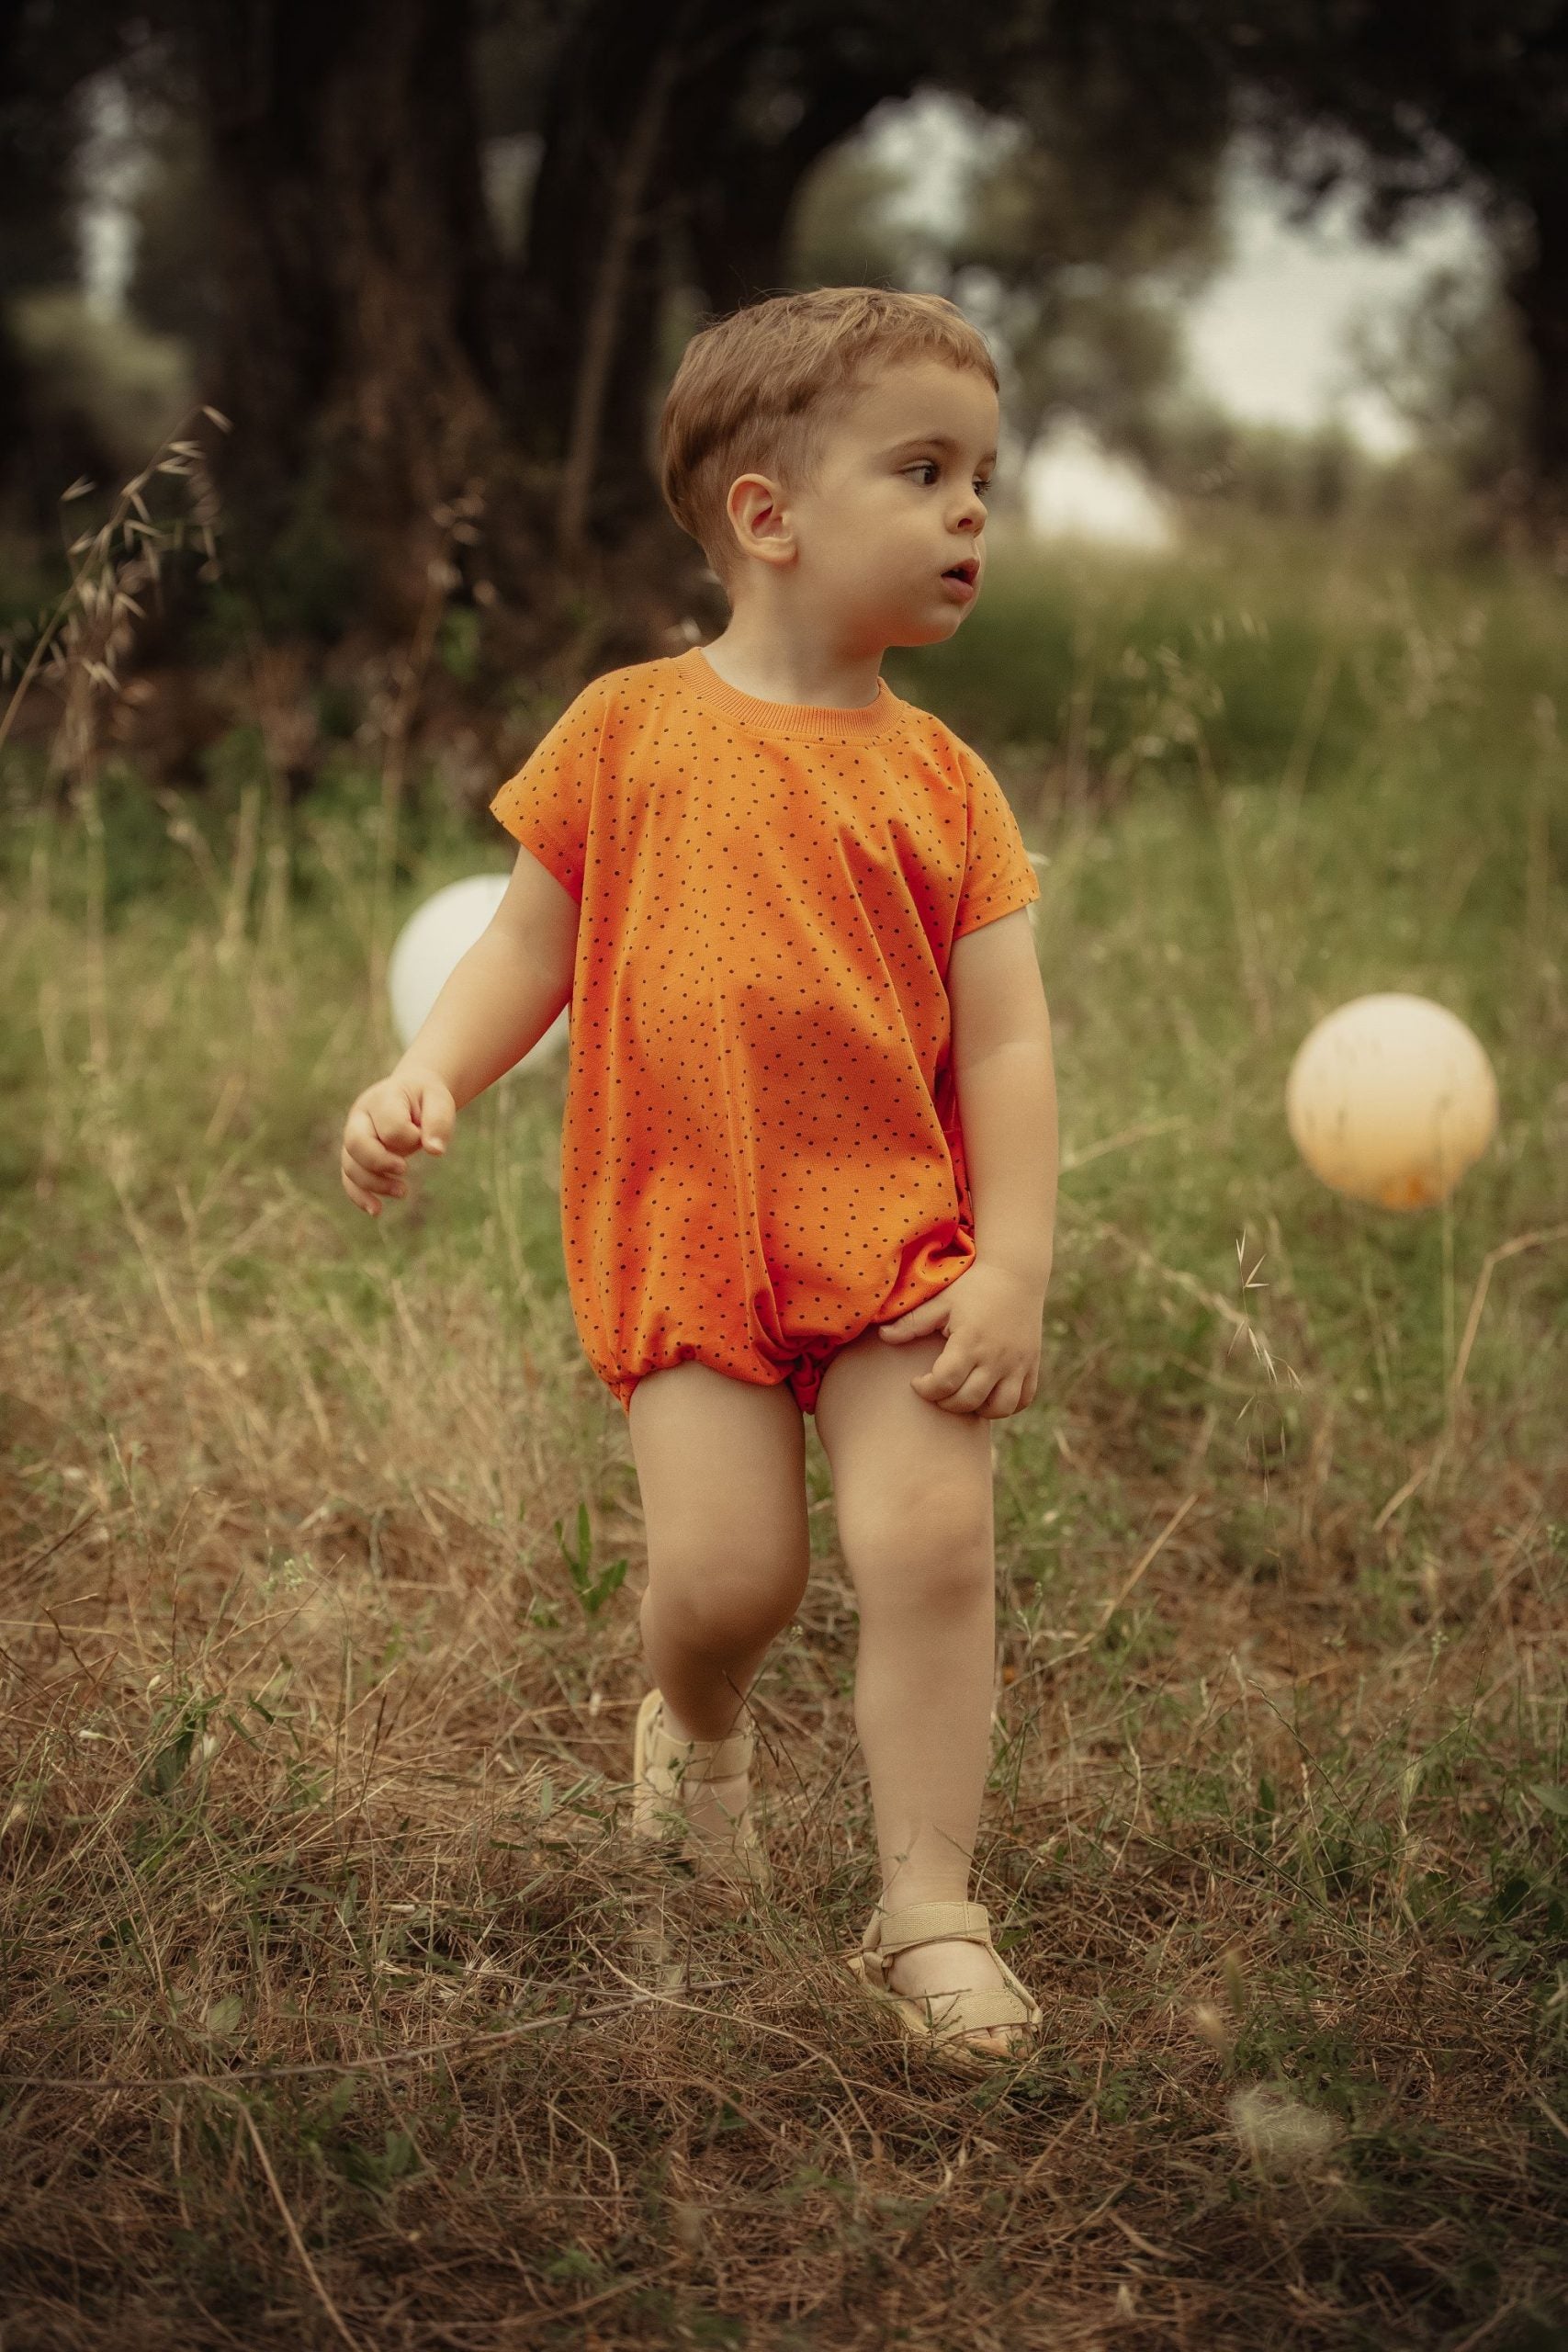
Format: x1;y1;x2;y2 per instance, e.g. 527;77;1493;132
878;1260;1046;1418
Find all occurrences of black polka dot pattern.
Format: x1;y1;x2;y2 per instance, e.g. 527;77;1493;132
489;645;1041;1416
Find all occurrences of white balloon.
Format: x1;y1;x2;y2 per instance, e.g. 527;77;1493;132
1286;992;1497;1211
388;875;569;1071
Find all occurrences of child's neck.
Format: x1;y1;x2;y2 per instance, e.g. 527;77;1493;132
698;620;885;712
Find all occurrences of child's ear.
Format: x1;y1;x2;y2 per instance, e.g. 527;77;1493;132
726;473;795;567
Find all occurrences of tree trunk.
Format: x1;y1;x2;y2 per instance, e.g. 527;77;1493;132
187;0;515;636
503;0;908;569
553;0;705;564
502;2;729;526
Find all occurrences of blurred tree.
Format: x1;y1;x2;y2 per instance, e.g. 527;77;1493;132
1211;0;1568;537
510;0;923;571
423;0;1246;592
786;101;1223;524
0;1;1319;657
1126;395;1382;520
779;141;919;296
14;0;1568;668
1342;259;1535;524
119;0;1239;632
945;37;1228;470
137;0;520;638
655;0;1238;550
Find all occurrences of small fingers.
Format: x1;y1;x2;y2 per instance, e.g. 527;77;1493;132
920;1364;1034;1416
341;1142;408;1197
341;1117;409;1209
345;1101;413;1176
341;1156;406;1214
340;1154;380;1214
979;1372;1036;1419
916;1362;989;1415
974;1374;1014;1418
342;1170;382;1216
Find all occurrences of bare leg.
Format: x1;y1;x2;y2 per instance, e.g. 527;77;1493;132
627;1362;810;1846
846;1558;998;1915
814;1324;1021;2056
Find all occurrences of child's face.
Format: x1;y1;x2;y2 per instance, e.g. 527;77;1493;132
732;358;998;650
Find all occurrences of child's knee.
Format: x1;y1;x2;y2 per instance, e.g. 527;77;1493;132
907;1544;995;1619
644;1546;806;1657
843;1495;994;1618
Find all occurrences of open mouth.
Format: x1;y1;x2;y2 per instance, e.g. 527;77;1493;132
942;558;979;586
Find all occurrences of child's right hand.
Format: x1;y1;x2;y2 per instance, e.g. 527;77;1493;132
340;1069;457;1217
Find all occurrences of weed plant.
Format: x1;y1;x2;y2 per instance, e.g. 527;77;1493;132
2;446;1566;2348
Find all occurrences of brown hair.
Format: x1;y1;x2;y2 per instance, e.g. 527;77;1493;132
658;286;998;586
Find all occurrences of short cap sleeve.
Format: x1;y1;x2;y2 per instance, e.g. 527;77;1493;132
952;749;1041;941
489;676;613;902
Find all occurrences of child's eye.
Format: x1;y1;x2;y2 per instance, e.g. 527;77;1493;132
906;461;994;496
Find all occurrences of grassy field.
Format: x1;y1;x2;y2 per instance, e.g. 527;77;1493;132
3;509;1567;2349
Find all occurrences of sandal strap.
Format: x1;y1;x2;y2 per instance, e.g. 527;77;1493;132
913;1984;1036;2034
646;1701;754;1783
870;1899;991;1956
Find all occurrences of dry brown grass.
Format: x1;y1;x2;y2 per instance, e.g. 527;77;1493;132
4;1193;1565;2347
3;428;1566;2349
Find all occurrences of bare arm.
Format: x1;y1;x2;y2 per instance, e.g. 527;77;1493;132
340;848;578;1215
391;922;570;1110
949;908;1058;1291
878;907;1056;1416
953;1031;1058;1293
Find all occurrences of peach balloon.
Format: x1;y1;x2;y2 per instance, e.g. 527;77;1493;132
1286;993;1497;1210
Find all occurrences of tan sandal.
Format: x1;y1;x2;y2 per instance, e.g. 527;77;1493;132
847;1898;1042;2066
630;1687;772;1904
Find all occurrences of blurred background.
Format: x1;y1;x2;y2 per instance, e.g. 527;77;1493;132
2;0;1565;779
5;8;1568;2345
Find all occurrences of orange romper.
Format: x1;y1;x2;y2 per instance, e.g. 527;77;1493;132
489;645;1041;1418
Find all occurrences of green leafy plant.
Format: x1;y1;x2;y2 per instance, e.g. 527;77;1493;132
553;1499;628;1618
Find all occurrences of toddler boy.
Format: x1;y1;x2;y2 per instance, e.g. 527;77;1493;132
340;288;1058;2062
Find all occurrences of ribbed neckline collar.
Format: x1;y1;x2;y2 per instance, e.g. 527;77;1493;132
674;645;898;741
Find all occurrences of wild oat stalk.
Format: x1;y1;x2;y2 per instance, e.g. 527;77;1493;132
1227;1228;1304;1497
0;401;231;783
0;406;232;1197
